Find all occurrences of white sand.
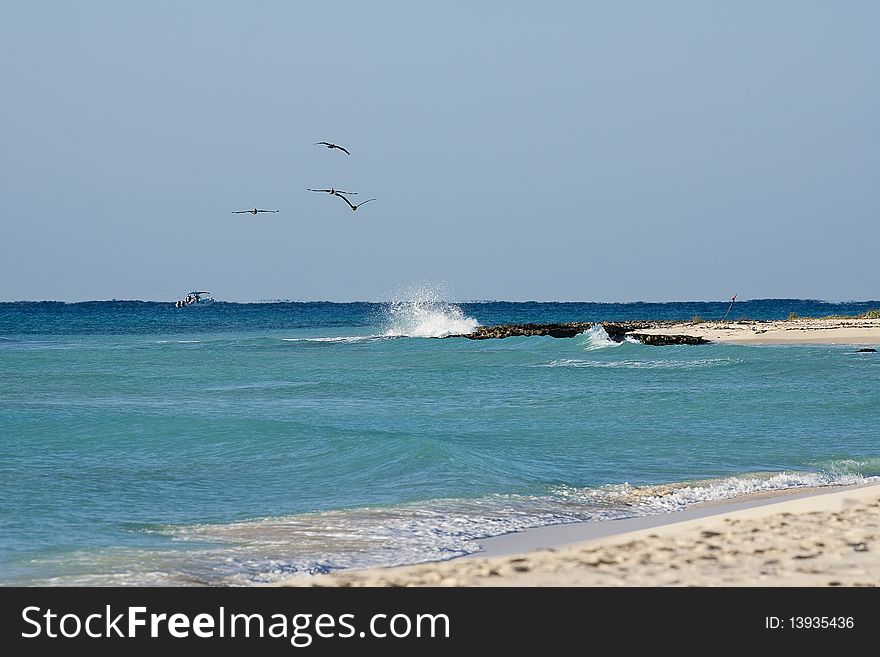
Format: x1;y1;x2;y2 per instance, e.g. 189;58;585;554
282;483;880;587
275;318;880;588
636;317;880;345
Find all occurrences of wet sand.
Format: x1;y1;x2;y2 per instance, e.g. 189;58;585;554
281;483;880;587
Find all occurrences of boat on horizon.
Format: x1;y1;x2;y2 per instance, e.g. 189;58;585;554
175;291;214;308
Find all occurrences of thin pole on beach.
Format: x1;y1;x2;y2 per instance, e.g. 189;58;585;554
722;294;737;322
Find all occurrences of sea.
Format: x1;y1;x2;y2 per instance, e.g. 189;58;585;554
2;293;879;585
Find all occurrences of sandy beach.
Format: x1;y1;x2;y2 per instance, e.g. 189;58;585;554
636;317;880;345
280;318;880;588
284;483;880;587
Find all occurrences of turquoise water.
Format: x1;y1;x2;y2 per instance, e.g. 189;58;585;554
1;298;879;584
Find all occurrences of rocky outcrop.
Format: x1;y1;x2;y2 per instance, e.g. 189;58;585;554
857;348;877;353
446;321;707;345
627;332;710;346
600;322;665;341
456;322;595;340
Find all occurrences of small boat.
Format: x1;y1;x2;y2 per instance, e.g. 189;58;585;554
175;291;214;308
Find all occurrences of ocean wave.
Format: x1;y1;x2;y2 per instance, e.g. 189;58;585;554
577;324;620;350
17;468;876;586
280;335;387;344
203;381;320;393
634;471;876;512
0;339;79;351
382;282;480;338
544;357;740;369
552;471;877;513
152;470;878;583
814;457;880;478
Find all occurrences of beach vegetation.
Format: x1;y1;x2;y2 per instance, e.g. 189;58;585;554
824;310;880;319
691;315;704;324
789;312;799;320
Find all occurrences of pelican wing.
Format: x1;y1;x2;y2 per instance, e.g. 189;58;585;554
335;193;356;210
307;188;332;193
334;145;351;155
355;198;377;209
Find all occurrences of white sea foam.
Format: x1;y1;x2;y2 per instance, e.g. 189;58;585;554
544;357;739;369
281;336;385;344
824;457;880;477
577;324;620;350
634;472;876;512
382;282;480;338
161;471;875;584
554;470;878;513
25;469;877;586
151;495;624;585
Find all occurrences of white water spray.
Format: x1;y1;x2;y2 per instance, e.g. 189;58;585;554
382;282;480;338
578;324;620;350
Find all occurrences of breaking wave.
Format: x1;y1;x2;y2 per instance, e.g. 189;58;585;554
577;324;620;350
280;336;386;344
19;468;875;586
382;283;480;338
544;357;740;369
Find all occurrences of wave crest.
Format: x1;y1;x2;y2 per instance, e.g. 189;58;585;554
544;357;739;369
577;324;620;350
382;283;479;338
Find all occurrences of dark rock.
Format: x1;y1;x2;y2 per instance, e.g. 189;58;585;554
444;320;708;345
856;348;877;353
628;333;710;346
450;322;595;340
600;322;656;341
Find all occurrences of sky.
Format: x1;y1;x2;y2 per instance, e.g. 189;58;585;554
1;1;878;302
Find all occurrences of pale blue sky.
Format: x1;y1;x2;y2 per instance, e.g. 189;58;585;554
1;1;877;302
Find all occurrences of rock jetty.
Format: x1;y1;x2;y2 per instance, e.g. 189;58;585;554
446;321;708;345
626;332;709;346
457;323;594;339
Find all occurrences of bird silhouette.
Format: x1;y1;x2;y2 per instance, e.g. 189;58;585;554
307;188;357;196
232;208;279;214
314;141;351;156
336;194;376;212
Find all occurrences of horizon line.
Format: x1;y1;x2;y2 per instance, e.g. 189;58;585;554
2;297;879;305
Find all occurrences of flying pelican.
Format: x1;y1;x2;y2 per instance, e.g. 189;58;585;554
336;194;376;212
314;141;351;156
307;188;357;196
232;208;279;214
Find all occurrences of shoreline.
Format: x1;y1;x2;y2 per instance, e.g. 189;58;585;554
636;317;880;345
282;482;880;586
472;483;858;559
452;317;880;345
